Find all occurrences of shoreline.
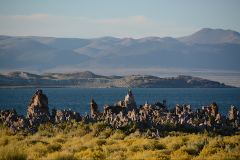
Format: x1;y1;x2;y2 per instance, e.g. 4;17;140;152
0;86;237;89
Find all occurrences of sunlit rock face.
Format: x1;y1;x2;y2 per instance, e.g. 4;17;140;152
54;109;82;123
210;102;219;117
123;89;137;110
27;89;49;118
90;98;99;118
228;105;238;121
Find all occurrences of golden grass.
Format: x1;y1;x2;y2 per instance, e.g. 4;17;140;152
0;145;27;160
0;123;239;160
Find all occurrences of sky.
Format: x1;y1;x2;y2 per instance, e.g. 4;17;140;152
0;0;240;38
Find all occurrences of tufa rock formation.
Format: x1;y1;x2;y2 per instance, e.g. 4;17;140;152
27;89;49;118
228;105;238;122
26;89;51;128
123;89;137;110
90;98;99;118
55;109;81;123
0;89;239;135
210;102;219;117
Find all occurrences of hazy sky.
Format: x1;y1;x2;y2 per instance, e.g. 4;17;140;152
0;0;239;38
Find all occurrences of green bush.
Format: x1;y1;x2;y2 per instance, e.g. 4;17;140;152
91;122;108;137
38;122;55;137
98;128;113;139
95;139;106;146
72;122;91;136
110;130;126;140
47;143;62;152
143;140;166;150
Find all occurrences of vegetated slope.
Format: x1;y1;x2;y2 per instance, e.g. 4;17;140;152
0;123;239;160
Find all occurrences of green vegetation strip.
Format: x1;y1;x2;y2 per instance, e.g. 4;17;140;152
0;122;239;160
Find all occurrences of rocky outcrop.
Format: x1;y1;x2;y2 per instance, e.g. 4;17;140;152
228;105;239;128
27;89;49;118
90;98;99;118
0;109;28;132
99;91;239;134
210;102;219;117
0;89;239;135
25;90;50;129
123;89;137;110
55;109;81;123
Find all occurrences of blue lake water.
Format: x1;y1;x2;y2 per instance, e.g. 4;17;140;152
0;88;239;115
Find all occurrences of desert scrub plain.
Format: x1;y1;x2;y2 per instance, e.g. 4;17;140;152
0;122;239;160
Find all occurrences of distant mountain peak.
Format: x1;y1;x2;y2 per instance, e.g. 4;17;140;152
6;71;40;79
44;71;104;79
1;28;240;74
79;71;98;77
179;28;240;44
200;28;239;33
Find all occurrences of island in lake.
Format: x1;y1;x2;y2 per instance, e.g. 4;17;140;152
0;71;233;88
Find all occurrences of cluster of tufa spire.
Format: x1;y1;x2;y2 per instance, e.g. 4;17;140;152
0;89;239;135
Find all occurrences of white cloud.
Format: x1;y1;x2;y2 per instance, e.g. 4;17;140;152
11;14;50;21
97;16;149;24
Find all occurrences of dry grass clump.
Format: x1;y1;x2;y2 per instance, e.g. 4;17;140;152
171;149;192;160
74;148;106;160
195;135;240;160
46;151;76;160
110;130;126;140
0;146;27;160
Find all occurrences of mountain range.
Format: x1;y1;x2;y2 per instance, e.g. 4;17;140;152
0;28;240;72
0;71;232;88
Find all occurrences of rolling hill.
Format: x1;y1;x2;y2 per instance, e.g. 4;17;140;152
0;71;232;88
0;28;240;72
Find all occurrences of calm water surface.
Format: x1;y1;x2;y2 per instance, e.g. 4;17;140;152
0;88;239;115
